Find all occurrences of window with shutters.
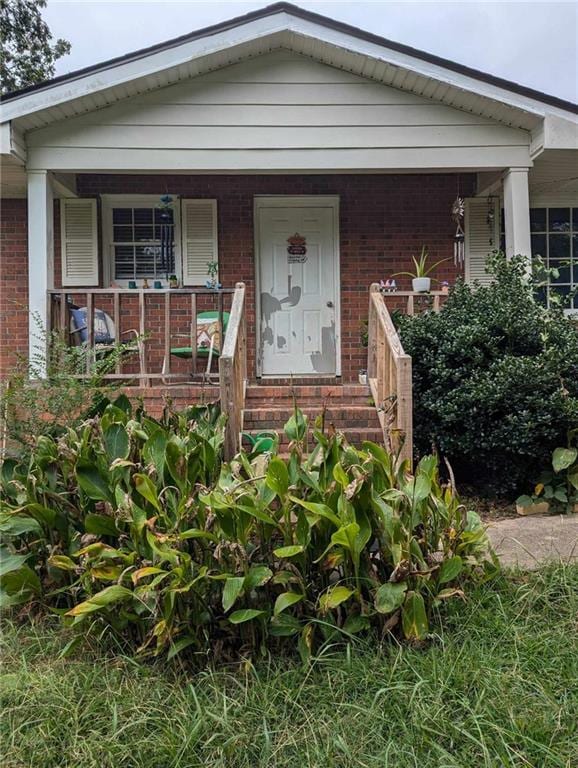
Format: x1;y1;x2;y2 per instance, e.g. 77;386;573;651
102;196;179;285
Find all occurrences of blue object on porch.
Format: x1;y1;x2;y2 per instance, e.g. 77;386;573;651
70;307;115;344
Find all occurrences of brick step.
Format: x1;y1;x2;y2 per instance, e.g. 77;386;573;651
242;426;383;449
245;385;372;407
253;377;341;386
243;405;380;429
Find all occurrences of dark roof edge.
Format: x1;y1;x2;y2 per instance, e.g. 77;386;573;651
2;1;577;115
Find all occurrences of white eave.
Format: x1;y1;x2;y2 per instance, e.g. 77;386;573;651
0;5;576;152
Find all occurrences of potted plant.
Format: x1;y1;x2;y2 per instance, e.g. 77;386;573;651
169;274;179;289
393;246;449;293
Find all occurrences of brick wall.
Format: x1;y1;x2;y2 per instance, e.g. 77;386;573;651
0;199;28;378
1;173;475;382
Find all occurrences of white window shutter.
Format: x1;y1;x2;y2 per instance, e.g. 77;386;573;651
181;199;218;286
60;198;99;287
464;197;500;286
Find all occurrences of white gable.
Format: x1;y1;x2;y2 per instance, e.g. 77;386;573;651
25;51;531;172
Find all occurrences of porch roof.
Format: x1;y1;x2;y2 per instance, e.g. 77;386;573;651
1;2;576;166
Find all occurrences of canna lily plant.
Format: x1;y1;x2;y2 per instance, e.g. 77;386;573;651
0;395;496;662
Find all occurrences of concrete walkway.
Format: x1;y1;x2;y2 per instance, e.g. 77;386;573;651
486;514;578;569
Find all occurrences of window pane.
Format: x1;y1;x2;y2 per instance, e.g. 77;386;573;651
548;208;571;232
530;208;546;232
112;208;132;225
134;208;153;225
114;245;135;279
531;233;547;258
550;261;571;283
113;225;133;243
549;234;570;260
134;225;154;241
572;208;578;231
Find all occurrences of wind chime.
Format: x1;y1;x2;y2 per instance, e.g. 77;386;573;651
157;193;175;281
451;194;465;267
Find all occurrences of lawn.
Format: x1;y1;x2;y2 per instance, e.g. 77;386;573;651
1;564;576;768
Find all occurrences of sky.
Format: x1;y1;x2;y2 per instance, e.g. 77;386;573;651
43;0;578;104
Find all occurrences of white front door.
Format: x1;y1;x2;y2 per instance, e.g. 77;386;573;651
257;202;338;376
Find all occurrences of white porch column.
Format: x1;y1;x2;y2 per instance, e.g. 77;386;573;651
27;170;54;377
502;167;531;259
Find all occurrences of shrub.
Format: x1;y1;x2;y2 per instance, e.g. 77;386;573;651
398;254;578;497
517;431;578;514
0;396;494;661
1;323;131;454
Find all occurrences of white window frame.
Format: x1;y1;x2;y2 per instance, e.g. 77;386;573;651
102;194;182;287
527;196;578;315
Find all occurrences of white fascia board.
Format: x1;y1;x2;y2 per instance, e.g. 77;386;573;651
1;9;575;132
543;115;578;150
0;121;26;163
0;13;293;122
287;18;574;123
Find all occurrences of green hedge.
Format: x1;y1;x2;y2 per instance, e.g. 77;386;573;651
398;254;578;496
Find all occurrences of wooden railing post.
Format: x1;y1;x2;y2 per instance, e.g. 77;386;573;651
367;283;379;380
366;284;413;469
219;282;247;460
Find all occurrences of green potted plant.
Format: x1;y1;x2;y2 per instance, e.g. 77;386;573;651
393;245;449;293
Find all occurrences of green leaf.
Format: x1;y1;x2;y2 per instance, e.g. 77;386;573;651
273;545;304;559
438;556;463;585
229;609;265;624
375;582;407;614
269;613;302;637
0;548;29;577
76;463;113;503
85;513;119;538
284;409;307;442
331;523;360;552
319;585;354;612
516;495;534;508
66;585;133;617
568;470;578;491
274;591;303;616
266;457;289;498
245;566;273;590
48;555;76;571
167;636;197;660
222;576;245;612
0;564;40;601
401;591;429;640
289;497;340;527
134;474;161;512
103;423;129;462
143;429;168;476
0;515;42;537
343;615;370;635
552;447;577;473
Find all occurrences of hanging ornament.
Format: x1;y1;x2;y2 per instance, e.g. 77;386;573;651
486;196;495;247
451;196;465;267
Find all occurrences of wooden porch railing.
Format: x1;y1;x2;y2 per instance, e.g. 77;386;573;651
219;282;247;460
367;283;413;466
47;287;234;383
381;290;447;316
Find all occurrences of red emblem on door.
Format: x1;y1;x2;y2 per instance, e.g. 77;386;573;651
287;233;307;261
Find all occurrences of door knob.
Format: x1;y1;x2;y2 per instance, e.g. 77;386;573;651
326;300;334;308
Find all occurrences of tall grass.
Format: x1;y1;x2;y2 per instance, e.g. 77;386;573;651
1;565;577;768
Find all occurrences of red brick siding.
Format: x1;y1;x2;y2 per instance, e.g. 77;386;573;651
1;173;474;382
0;199;28;378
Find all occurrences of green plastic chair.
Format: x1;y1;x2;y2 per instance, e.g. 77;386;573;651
162;310;230;380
